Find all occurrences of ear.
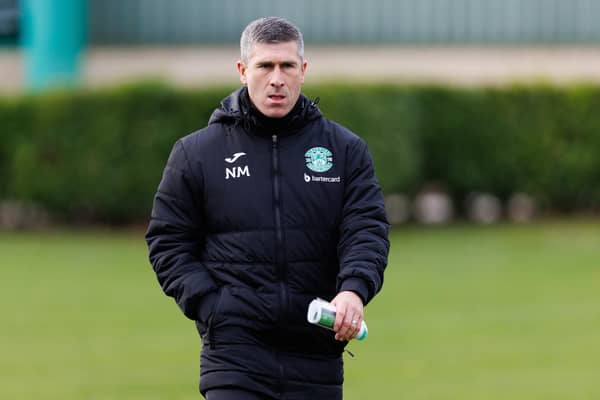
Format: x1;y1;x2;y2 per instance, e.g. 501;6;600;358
237;60;247;85
300;59;308;84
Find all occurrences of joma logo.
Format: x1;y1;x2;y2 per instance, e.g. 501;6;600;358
225;165;250;180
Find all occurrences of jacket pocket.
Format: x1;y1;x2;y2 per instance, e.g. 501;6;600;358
207;286;227;349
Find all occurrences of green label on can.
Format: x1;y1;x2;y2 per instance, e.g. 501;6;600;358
319;309;336;329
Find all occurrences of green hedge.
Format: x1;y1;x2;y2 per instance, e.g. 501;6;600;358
416;85;600;210
1;83;225;222
2;82;600;223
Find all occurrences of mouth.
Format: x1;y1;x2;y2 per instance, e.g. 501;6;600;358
268;94;286;103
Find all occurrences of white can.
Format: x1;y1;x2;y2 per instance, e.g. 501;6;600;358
307;298;368;341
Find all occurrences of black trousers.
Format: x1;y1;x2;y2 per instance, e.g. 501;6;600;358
200;338;344;400
205;387;342;400
205;388;266;400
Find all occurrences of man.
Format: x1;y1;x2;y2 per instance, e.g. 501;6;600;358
146;17;389;400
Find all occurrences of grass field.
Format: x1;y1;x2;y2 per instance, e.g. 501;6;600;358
1;220;599;399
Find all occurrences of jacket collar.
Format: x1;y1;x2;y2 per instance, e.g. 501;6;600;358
208;87;321;137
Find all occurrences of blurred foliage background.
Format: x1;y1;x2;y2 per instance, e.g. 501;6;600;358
2;83;600;223
2;1;600;399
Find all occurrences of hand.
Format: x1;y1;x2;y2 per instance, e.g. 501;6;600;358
331;291;364;341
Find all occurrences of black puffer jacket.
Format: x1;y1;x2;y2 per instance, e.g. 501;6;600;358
145;87;389;395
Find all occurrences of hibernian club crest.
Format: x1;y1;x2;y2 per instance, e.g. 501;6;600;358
305;147;333;173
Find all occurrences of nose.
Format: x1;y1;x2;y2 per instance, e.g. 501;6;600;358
270;67;285;88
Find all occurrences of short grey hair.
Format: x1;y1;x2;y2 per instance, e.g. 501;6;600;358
240;17;304;64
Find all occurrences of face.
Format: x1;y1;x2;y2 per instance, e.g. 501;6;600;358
237;41;307;118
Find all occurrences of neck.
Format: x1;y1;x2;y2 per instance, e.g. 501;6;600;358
242;88;304;134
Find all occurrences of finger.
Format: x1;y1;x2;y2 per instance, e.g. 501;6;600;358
337;311;357;341
349;315;363;340
343;307;364;340
333;302;346;333
346;315;361;340
335;305;354;341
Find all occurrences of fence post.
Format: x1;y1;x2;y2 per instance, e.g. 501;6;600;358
20;0;87;91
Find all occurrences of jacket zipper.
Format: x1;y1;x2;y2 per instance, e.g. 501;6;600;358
207;288;226;350
271;135;288;321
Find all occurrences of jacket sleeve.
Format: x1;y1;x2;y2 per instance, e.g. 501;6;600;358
145;139;219;322
337;139;390;305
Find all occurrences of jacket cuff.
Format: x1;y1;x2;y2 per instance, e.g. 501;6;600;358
196;291;219;324
339;277;370;305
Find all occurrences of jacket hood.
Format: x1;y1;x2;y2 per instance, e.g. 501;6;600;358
208;87;322;135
